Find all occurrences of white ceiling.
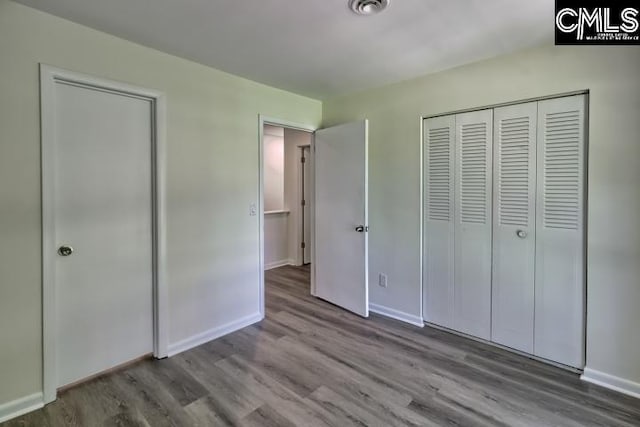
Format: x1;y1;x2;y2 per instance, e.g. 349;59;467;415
15;0;554;99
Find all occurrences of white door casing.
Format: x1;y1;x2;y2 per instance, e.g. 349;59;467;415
314;120;369;317
491;102;537;353
302;146;312;265
534;95;586;368
453;109;493;340
41;65;167;402
423;115;455;327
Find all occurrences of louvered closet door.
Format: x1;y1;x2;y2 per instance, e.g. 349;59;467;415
535;95;586;368
423;115;455;327
491;102;537;353
454;110;493;340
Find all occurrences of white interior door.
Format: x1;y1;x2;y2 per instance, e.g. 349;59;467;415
314;120;368;317
302;146;312;264
423;115;455;327
53;81;154;387
453;110;493;340
491;102;537;353
534;95;586;368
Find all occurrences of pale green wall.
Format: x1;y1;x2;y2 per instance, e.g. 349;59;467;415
0;0;321;405
323;44;640;386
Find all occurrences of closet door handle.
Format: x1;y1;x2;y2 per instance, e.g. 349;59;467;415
516;230;527;239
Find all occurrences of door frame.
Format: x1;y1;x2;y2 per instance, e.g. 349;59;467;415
299;145;312;265
258;116;317;317
40;65;168;403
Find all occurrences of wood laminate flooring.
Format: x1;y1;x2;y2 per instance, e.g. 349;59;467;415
4;265;640;426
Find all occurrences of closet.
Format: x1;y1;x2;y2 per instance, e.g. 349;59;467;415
423;94;586;368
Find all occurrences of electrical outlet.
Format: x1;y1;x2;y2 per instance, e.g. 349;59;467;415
249;203;257;216
378;273;388;288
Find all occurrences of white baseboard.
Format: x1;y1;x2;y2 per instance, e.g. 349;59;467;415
581;367;640;399
264;259;294;270
167;312;263;357
0;392;44;424
369;303;424;327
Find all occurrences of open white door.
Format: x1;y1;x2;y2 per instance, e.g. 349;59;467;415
314;120;369;317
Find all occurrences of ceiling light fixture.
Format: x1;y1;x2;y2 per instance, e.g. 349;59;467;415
348;0;390;16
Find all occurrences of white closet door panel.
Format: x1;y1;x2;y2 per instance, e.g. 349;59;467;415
535;95;586;368
454;109;493;340
491;102;537;353
423;115;455;327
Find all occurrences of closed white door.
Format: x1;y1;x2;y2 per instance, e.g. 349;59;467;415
453;110;493;340
534;95;586;368
314;120;368;317
302;146;312;265
491;102;537;353
53;81;154;387
423;115;455;328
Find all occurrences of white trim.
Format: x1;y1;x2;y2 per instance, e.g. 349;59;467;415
294;146;304;266
581;367;640;399
258;116;317;318
295;144;313;267
363;120;370;317
369;303;424;327
153;93;170;360
418;116;425;321
265;259;294;270
310;134;316;296
167;312;263;357
40;64;168;404
264;210;290;215
0;393;44;424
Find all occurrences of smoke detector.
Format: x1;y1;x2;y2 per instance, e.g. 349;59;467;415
348;0;390;16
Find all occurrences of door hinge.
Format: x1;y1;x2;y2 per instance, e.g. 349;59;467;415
301;199;306;206
301;156;306;163
301;242;306;249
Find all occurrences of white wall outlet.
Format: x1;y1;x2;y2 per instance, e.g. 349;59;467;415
249;203;257;216
379;273;388;288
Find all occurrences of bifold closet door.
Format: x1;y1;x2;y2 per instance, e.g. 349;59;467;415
534;95;586;368
423;115;455;327
454;110;493;340
491;102;537;353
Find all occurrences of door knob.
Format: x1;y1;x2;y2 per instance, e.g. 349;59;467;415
516;230;527;239
355;225;368;233
58;245;74;256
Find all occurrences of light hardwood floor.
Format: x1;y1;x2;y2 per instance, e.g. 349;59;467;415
4;265;640;426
